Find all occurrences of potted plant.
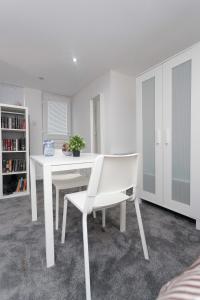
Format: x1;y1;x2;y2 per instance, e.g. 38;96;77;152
68;135;86;157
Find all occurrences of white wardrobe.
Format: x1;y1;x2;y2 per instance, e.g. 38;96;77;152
136;43;200;228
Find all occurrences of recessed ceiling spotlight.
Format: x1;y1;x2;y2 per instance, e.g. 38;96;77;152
73;57;77;63
38;76;44;80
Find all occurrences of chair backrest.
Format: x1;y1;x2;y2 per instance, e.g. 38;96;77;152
84;153;139;212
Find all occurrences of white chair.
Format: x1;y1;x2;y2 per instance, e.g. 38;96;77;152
61;154;149;300
52;173;89;230
52;149;89;230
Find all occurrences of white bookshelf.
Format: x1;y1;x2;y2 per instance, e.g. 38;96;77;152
2;151;26;153
1;128;26;132
0;103;29;199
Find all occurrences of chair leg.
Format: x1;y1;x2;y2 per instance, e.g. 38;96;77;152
82;213;91;300
61;199;68;244
102;209;106;228
93;211;96;219
134;198;149;260
120;201;126;232
55;188;59;230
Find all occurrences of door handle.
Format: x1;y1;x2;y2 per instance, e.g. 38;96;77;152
155;129;161;145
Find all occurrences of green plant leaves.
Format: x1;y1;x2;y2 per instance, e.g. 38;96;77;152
68;135;86;151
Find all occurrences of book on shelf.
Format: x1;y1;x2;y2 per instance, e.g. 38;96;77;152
16;177;27;192
2;138;26;151
2;159;26;173
3;174;27;195
16;179;21;192
23;178;27;191
1;115;26;129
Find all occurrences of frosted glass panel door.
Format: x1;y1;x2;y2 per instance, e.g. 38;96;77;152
164;51;193;214
137;67;163;203
142;78;155;194
172;60;191;204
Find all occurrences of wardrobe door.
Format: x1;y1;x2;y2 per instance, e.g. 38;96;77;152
163;49;195;217
136;67;163;204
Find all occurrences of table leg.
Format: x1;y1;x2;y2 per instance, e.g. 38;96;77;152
30;158;37;221
120;201;126;232
43;165;55;268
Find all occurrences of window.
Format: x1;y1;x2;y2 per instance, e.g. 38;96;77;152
42;93;71;148
47;101;68;135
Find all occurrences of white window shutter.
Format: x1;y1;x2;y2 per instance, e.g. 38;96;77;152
47;101;68;135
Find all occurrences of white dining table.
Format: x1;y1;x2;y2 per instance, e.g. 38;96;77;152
30;152;127;268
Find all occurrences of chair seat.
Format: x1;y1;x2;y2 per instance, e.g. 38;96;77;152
52;173;89;190
65;190;130;213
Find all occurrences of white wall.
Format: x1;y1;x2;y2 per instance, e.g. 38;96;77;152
0;83;24;105
24;88;43;179
72;72;111;153
72;70;136;154
24;88;43;156
109;71;136;153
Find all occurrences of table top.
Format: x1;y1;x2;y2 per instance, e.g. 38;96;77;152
30;152;99;166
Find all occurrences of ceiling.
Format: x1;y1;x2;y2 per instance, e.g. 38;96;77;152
0;0;200;96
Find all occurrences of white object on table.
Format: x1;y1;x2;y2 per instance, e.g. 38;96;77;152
30;152;99;268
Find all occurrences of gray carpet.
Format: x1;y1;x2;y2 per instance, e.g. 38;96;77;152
0;181;200;300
